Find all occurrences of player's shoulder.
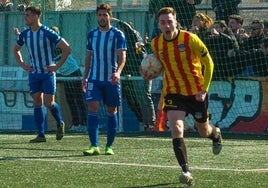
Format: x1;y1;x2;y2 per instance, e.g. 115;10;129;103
112;26;125;36
20;27;30;35
180;30;203;43
39;25;52;32
87;27;99;36
39;25;53;35
41;25;61;39
89;27;99;33
180;29;193;36
151;33;162;45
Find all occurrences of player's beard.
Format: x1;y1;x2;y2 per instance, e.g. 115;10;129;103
98;20;108;29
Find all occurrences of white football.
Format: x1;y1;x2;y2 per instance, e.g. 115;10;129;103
140;54;163;79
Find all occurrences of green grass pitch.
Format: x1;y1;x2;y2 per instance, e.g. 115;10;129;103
0;132;267;188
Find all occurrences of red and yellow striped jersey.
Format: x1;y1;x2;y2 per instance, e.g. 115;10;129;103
151;30;214;96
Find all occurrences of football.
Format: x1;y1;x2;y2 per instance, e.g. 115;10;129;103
140;54;163;79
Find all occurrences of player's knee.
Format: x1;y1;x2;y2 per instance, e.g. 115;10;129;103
171;121;184;137
106;107;117;114
196;122;211;137
44;101;55;109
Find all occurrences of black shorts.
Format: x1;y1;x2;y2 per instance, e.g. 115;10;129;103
163;94;209;123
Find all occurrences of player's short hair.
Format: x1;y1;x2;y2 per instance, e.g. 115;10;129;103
25;6;41;17
96;3;112;16
157;7;176;20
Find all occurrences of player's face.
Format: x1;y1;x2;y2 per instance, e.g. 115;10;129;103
158;13;178;40
24;10;38;26
97;9;111;31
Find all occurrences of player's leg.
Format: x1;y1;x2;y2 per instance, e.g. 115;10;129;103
192;96;222;155
165;94;194;186
30;91;46;143
83;101;101;155
196;120;223;155
28;73;46;143
44;94;62;124
167;110;193;185
83;81;101;156
104;83;120;155
105;105;118;155
43;73;65;140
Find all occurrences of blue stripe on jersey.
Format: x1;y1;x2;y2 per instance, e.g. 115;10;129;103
95;31;101;80
16;25;62;74
86;26;127;82
36;31;43;71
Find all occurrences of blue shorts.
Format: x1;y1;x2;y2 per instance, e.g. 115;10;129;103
28;72;56;95
85;80;121;107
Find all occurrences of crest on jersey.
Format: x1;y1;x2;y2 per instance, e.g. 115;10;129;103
178;44;186;52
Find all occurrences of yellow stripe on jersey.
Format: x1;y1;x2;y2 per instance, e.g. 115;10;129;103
151;30;214;96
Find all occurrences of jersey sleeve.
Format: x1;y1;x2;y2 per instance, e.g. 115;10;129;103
190;34;214;92
116;29;127;51
16;29;27;46
86;30;93;51
48;29;62;47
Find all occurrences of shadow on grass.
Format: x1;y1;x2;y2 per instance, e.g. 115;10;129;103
0;153;85;161
0;145;78;152
123;182;184;188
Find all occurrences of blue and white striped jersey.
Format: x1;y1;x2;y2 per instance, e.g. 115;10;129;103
16;25;62;74
86;26;127;82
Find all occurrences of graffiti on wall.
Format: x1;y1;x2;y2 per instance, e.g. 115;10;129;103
157;78;268;134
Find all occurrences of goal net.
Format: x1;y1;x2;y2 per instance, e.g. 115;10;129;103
0;0;268;134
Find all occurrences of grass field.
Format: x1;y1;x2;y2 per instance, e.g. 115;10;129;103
0;132;267;188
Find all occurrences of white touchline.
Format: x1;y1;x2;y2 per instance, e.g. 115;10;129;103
18;157;268;173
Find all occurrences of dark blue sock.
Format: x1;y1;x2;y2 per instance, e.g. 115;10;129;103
87;112;99;146
34;105;46;136
106;112;118;147
49;102;63;126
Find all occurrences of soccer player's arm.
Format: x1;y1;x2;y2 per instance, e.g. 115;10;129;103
116;31;127;75
13;44;22;65
111;49;126;85
116;49;127;75
55;38;71;69
82;50;92;92
111;32;127;84
13;33;33;72
194;37;214;92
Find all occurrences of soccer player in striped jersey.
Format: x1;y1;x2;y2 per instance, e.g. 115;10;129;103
146;7;223;186
82;3;127;156
13;6;71;143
